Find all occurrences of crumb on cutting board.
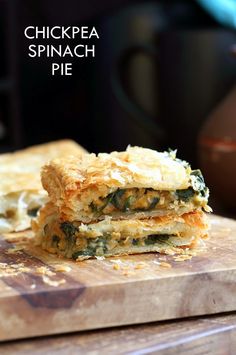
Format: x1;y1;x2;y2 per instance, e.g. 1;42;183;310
0;262;30;277
113;264;120;270
42;275;66;287
0;263;68;288
35;266;56;277
54;265;71;273
110;259;148;275
173;255;193;262
160;262;172;268
153;260;161;265
134;262;147;270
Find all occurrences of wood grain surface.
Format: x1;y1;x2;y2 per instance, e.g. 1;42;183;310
2;312;236;354
0;215;236;341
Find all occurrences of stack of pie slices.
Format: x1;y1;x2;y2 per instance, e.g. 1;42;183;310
33;146;211;260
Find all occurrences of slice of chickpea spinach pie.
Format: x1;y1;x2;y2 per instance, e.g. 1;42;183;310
33;146;211;260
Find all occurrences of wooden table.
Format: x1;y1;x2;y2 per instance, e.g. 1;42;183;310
1;312;236;354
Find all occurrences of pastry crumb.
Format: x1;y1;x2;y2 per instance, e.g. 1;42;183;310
35;266;56;277
54;265;71;273
0;262;30;277
134;262;147;270
160;262;172;268
153;260;161;265
113;264;120;270
174;255;192;262
42;275;66;287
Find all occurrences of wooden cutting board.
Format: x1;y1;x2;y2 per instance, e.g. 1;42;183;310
1;214;236;341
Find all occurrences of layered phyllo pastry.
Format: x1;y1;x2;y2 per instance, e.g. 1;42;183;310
0;140;87;233
33;146;211;260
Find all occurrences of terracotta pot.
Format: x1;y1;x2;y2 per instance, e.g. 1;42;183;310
198;85;236;209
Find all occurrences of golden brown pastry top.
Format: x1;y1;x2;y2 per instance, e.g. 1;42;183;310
0;139;87;195
42;146;193;206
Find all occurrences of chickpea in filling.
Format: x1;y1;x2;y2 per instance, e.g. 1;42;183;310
45;221;174;259
89;186;205;216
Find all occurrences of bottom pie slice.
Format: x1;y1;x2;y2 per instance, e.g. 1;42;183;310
33;202;209;260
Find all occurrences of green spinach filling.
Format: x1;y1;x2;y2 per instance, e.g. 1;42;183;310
90;188;162;215
175;188;195;202
190;170;208;198
60;221;78;241
144;234;170;245
89;172;207;217
27;207;40;217
55;221;174;259
72;236;108;259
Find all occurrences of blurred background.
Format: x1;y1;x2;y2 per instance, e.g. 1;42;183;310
0;0;236;215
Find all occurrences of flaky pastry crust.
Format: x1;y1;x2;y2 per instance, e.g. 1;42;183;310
0;139;87;195
0;140;87;232
42;147;196;221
